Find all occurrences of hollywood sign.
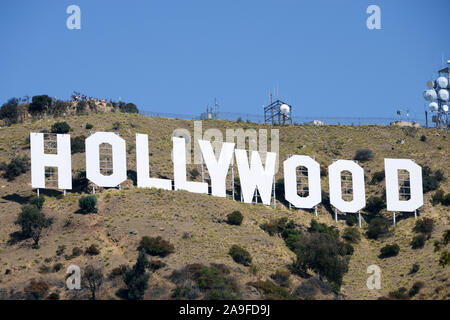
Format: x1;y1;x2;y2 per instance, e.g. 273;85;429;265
30;132;423;213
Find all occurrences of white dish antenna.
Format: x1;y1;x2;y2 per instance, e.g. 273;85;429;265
437;76;449;89
443;104;449;112
438;89;449;101
280;104;290;115
423;89;437;101
426;80;435;89
428;102;438;112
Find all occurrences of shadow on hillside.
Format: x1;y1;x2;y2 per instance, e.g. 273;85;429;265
2;193;33;205
7;231;29;245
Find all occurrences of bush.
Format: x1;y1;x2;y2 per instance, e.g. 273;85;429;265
0;156;30;181
15;205;52;245
51;121;71;134
379;244;400;258
229;245;252;266
78;195;97;213
408;281;424;297
409;263;420;274
439;251;449;267
388;287;409;300
119;102;139;114
138;236;174;257
71;136;85;154
370;171;385;185
248;280;290;300
345;215;357;226
148;260;166;272
169;263;239;300
30;196;45;210
71;247;83;257
29;95;52;114
46;292;60;300
413;217;434;235
354;149;374;162
420;135;427;142
124;250;150;300
366;217;389;240
189;168;200;180
85;244;100;256
110;264;128;277
24;280;49;300
411;234;426;249
85;123;94;130
431;190;450;206
270;269;291;287
342;227;361;243
227;211;243;226
365;196;385;215
292;232;349;288
422;166;445;193
308;219;339;238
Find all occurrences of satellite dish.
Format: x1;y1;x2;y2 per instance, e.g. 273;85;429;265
437;76;449;89
280;104;290;115
429;102;438;112
423;89;437;101
443;105;449;112
426;80;435;89
438;89;449;101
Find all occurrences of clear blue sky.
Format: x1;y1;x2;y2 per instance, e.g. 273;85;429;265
1;0;449;119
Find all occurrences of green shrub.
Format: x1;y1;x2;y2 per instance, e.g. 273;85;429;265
71;247;83;258
51;121;71;134
85;123;94;130
248;280;291;300
110;264;128;277
189;168;200;180
0;156;30;181
56;244;66;256
124;250;150;300
408;281;424;297
229;245;252;266
370;171;385;185
308;219;339;238
227;211;243;226
46;292;60;300
24;279;49;300
138;236;174;257
148;260;166;272
15;205;52;245
420;135;427;142
119;102;139;114
0;98;20;124
270;269;291;287
379;244;400;258
388;287;409;300
354;149;374;162
439;251;449;267
422;166;445;193
366;217;389;239
413;217;434;235
71;136;85;154
365;196;385;215
345;215;357;226
409;263;420;274
52;263;63;272
30;196;45;210
169;263;239;300
411;234;426;249
78;195;97;213
85;244;100;256
342;227;361;243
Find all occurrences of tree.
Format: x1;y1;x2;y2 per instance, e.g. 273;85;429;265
354;149;374;162
124;250;150;300
84;265;104;300
29;95;52;114
0;98;20;124
15;205;52;246
227;211;243;226
365;196;385;215
367;217;389;239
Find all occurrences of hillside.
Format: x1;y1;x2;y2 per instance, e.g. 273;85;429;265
0;113;448;300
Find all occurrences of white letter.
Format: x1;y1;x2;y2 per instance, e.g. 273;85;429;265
329;160;366;213
66;5;81;30
366;5;381;30
173;137;208;194
235;150;276;205
198;140;235;197
86;132;127;187
136;134;171;190
66;265;81;290
384;159;423;212
284;155;321;209
30;133;72;190
366;265;381;290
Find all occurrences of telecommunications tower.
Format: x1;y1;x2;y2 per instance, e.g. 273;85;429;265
423;60;450;129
